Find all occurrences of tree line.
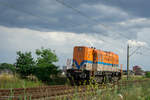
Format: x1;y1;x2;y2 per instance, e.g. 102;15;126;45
0;47;60;82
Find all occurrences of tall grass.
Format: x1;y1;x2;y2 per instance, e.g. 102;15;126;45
1;74;150;100
0;73;43;89
121;75;147;81
69;79;150;100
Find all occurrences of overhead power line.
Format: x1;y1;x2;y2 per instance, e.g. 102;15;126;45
0;1;90;30
54;0;127;49
0;1;129;51
0;2;110;44
1;0;130;40
0;1;127;52
55;0;105;24
56;0;91;20
55;0;130;39
129;46;141;57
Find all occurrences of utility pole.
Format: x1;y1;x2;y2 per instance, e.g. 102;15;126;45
127;44;130;80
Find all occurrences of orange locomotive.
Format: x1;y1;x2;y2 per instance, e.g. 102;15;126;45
66;46;122;85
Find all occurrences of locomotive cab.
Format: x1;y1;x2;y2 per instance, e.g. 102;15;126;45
66;46;93;85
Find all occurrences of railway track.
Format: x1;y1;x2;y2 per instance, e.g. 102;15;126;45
0;79;149;100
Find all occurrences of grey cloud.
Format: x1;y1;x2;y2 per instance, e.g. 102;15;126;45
84;0;150;17
0;0;150;40
0;0;133;38
0;0;150;70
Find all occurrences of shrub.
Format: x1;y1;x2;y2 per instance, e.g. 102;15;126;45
33;64;60;82
15;51;35;78
145;72;150;78
0;63;16;73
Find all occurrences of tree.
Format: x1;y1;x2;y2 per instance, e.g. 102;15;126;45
35;48;59;81
36;47;58;67
0;63;16;73
34;65;60;82
145;72;150;78
15;51;35;77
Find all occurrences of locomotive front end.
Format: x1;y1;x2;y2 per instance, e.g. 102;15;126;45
66;46;93;85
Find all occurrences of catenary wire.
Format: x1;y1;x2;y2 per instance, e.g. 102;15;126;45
55;0;130;39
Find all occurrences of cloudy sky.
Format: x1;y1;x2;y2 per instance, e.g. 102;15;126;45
0;0;150;70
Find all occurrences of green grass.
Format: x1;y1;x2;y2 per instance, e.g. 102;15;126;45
0;73;68;89
0;73;44;89
69;78;150;100
121;75;148;81
1;73;150;100
98;81;150;100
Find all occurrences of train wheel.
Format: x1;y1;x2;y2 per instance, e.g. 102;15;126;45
103;76;107;83
68;77;75;86
75;80;80;86
112;77;119;83
90;76;103;84
94;76;103;84
108;76;113;83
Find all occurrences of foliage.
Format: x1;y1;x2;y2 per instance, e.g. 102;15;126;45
49;77;67;85
145;72;150;78
15;51;35;77
121;75;145;81
34;48;59;81
36;47;58;67
0;63;16;73
2;47;61;84
33;65;60;82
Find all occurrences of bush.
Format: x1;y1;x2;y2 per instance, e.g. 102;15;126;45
33;66;51;82
34;47;60;82
33;64;60;82
15;51;35;78
0;63;16;73
145;72;150;78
